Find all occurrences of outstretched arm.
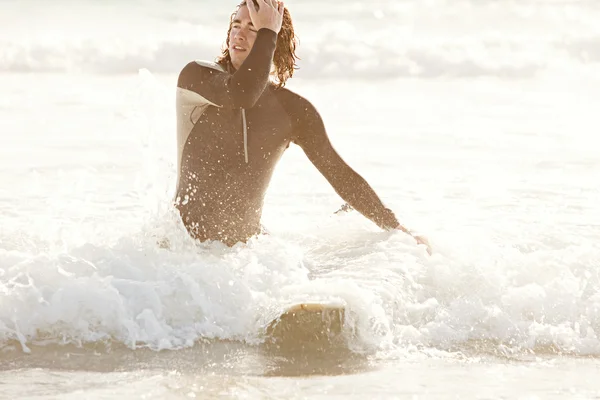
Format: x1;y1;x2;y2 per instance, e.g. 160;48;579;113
292;101;399;230
292;99;431;252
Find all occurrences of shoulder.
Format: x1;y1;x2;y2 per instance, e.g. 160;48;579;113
178;60;226;88
192;60;225;72
273;87;321;120
273;87;326;145
180;60;225;73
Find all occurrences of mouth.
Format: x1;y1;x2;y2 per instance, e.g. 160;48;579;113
231;45;247;53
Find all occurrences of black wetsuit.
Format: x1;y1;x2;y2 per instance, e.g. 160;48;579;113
175;28;399;244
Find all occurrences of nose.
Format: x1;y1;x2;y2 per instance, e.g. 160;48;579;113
233;29;247;42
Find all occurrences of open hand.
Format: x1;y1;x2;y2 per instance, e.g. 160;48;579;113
414;235;432;255
396;224;432;255
247;0;285;34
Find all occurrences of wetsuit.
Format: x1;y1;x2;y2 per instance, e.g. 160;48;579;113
175;28;399;245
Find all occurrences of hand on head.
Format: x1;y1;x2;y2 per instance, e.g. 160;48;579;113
247;0;285;33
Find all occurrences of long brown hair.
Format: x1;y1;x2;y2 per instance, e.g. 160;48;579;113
216;1;299;88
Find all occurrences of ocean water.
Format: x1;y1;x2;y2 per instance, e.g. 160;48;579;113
1;0;600;398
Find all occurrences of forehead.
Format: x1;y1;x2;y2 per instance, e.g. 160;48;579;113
233;5;251;22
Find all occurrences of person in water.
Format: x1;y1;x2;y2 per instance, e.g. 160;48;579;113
175;0;430;252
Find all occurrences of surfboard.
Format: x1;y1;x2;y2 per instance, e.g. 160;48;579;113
265;303;346;346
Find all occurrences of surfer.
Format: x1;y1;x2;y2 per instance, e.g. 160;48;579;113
175;0;431;253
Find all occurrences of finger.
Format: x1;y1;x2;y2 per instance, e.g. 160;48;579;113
255;0;268;9
247;0;257;15
278;1;284;14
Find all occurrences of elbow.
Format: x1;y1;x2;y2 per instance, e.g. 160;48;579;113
229;79;267;109
331;180;354;202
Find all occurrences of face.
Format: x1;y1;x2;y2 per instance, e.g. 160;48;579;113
228;5;258;70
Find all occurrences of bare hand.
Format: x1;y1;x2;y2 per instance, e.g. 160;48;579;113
247;0;284;34
396;224;432;255
414;235;432;255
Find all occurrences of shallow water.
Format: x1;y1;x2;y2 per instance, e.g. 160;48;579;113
1;0;600;398
2;344;600;399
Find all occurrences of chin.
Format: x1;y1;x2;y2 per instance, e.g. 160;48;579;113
231;60;245;70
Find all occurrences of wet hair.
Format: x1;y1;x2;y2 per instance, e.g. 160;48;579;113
216;0;299;88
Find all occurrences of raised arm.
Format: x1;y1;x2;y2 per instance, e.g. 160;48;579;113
177;28;277;109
